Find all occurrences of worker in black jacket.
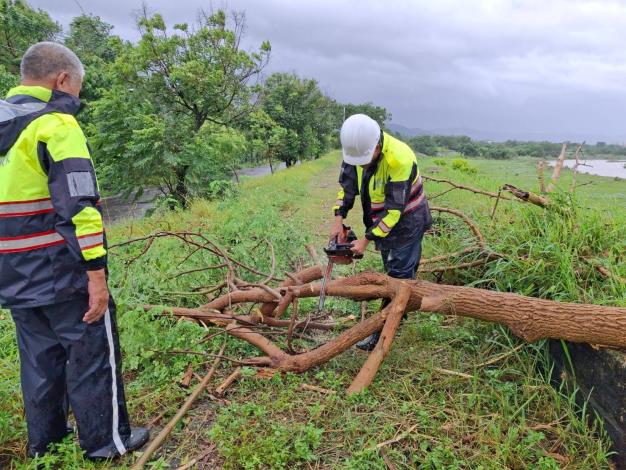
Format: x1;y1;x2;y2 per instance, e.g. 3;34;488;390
0;42;148;459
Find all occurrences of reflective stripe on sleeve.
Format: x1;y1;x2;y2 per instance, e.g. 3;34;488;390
377;220;391;233
77;231;104;251
369;177;422;213
0;230;64;253
371;192;426;222
403;192;426;214
410;176;423;195
0;198;54;218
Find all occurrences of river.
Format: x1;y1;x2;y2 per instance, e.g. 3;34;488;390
552;159;626;178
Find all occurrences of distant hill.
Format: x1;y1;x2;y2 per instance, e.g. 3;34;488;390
386;123;428;137
387;122;622;144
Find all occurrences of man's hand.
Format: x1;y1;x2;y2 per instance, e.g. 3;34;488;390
350;238;370;256
83;269;109;324
329;216;347;242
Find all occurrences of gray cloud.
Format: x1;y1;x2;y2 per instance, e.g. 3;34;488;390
28;0;626;141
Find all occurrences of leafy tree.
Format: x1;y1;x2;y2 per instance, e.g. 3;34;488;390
0;0;60;96
433;135;473;152
261;72;338;165
90;9;270;204
408;135;438;156
126;10;270;132
64;14;122;126
0;0;61;74
0;64;17;96
342;102;390;126
65;14;117;64
481;144;515;159
458;141;481;157
246;109;288;172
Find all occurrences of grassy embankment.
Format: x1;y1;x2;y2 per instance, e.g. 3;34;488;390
1;151;625;469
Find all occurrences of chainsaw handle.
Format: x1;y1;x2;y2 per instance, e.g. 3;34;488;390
341;224;357;243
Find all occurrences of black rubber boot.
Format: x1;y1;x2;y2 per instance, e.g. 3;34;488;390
125;427;150;452
86;427;150;461
356;331;381;351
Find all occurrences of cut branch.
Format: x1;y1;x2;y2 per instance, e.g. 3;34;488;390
569;142;585;193
132;343;225;469
537;160;546;193
502;184;552;209
347;282;412;394
547;143;568;193
430;206;486;249
423;176;512;200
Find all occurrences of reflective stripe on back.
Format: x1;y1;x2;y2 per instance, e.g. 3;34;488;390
0;198;54;217
0;230;64;253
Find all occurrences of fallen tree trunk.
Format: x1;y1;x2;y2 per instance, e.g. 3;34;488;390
287;272;626;348
144;269;626;394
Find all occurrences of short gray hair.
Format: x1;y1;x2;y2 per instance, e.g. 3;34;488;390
20;42;85;81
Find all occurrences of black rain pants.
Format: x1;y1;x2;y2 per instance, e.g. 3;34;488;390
10;295;131;458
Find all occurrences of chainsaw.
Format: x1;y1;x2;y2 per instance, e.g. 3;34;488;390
317;225;363;312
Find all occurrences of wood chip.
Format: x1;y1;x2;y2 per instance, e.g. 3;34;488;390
298;384;336;395
379;447;397;470
543;451;570;465
215;367;242;396
253;368;279;379
180;363;194;388
433;367;475;379
175;444;216;470
477;344;524;367
373;423;419;450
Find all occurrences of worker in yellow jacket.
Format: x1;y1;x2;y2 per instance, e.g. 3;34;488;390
0;42;148;459
331;114;432;350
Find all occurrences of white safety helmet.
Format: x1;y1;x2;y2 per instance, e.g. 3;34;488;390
340;114;381;166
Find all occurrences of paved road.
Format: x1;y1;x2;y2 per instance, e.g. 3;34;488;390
100;188;162;226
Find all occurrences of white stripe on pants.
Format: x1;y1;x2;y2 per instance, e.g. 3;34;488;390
104;309;127;455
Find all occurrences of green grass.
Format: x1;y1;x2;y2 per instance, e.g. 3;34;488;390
1;151;624;468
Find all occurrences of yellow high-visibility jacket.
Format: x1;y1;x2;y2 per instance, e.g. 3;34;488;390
333;132;432;248
0;85;106;308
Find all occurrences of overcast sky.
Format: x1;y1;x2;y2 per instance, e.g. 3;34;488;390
28;0;626;142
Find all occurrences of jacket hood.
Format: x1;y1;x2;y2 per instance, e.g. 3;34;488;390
0;88;81;156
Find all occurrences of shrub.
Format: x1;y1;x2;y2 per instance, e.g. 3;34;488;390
481;145;515;159
451;158;477;174
208;179;239;200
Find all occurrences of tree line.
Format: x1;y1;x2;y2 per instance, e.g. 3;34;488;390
407;134;626;160
0;0;389;205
